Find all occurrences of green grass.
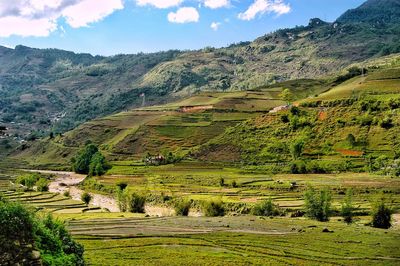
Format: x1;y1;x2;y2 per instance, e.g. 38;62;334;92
72;216;400;265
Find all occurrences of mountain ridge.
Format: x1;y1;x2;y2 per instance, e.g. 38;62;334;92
0;0;399;140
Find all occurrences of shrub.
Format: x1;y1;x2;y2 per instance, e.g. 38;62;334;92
116;181;128;191
63;190;70;198
202;200;225;217
290;139;304;160
16;173;41;190
252;198;281;216
35;178;49;192
379;116;394;129
371;199;392;229
0;200;84;265
174;199;192;216
128;192;146;213
219;177;225;187
346;134;356;147
81;192;92;205
304;186;331;221
231;180;238;188
116;189;128;212
341;188;354;223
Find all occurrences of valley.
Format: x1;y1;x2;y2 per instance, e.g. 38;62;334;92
1;0;400;265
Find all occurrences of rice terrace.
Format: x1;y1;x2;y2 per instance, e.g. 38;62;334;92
1;0;400;265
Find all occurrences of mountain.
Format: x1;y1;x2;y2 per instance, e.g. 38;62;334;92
0;0;399;141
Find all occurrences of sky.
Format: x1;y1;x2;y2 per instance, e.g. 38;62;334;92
0;0;366;56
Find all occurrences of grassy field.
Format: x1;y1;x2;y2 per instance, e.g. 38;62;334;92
67;215;400;265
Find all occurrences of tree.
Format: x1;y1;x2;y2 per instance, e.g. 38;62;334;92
341;188;354;223
304;186;331;221
72;143;109;175
279;88;294;105
290;139;305;160
346;134;356;147
81;192;92;205
89;152;107;176
35;178;49;192
371;199;392;229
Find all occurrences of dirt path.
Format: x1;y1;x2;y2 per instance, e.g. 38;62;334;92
27;170;200;216
28;170;120;212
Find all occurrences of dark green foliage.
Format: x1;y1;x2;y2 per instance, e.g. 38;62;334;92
341;188;355;223
379;116;394;129
252;198;281;216
347;134;356;147
174;199;192;216
72;144;109;175
231;180;238;188
219;177;225;187
371;199;392;229
35;178;49;192
0;199;84;265
116;181;128;191
81;192;92;205
304;186;332;222
290;139;305;160
128;192;146;213
89;152;108;176
202;200;225;217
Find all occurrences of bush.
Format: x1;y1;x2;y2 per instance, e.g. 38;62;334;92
128;192;146;213
341;188;354;223
63;190;70;198
81;192;92;205
231;180;238;188
174;199;192;216
252;198;281;216
16;173;41;190
35;178;49;192
379;116;394;129
202;200;225;217
116;181;128;191
371;199;392;229
0;199;84;265
219;177;225;187
304;186;331;221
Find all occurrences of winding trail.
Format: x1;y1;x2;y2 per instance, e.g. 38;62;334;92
28;170;120;212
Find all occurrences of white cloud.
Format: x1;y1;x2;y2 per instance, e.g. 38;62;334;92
168;7;199;23
204;0;230;9
238;0;290;21
0;16;58;37
136;0;183;9
0;0;124;37
62;0;123;28
210;22;221;31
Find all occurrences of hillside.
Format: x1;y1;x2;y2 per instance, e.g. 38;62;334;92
1;0;399;141
195;54;400;174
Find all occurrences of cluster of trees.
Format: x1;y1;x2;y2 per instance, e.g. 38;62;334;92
71;143;110;176
0;197;84;265
302;186;392;229
15;173;49;192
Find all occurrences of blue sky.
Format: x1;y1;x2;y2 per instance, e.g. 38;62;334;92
0;0;366;56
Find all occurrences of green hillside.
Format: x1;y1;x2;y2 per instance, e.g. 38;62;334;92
196;55;400;174
1;0;399;141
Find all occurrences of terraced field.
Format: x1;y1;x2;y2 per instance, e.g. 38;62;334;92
66;215;400;265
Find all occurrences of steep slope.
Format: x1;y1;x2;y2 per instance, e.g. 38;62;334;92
1;0;399;140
